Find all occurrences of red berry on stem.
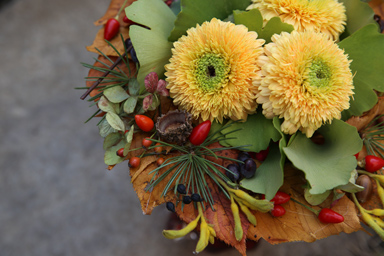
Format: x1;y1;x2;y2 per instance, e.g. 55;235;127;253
365;155;384;173
154;143;163;154
271;205;286;217
157;157;165;166
116;148;125;157
271;191;291;205
135;115;154;132
354;152;359;159
104;18;120;41
318;208;344;223
129;156;141;168
189;120;211;145
142;137;152;148
122;15;134;24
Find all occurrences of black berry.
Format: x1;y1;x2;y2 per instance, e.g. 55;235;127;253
177;184;187;194
241;158;257;179
225;164;240;182
183;196;192;204
166;202;175;212
237;152;250;163
191;193;202;202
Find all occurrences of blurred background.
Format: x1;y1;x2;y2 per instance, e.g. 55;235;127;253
1;0;384;255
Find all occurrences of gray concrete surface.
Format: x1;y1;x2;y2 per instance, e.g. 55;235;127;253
1;0;384;255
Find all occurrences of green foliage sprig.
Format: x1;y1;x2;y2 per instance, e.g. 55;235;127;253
145;121;249;209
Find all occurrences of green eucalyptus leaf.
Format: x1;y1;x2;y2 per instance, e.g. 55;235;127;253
283;120;362;194
304;188;331;206
126;125;135;143
98;118;117;137
103;132;123;150
104;139;126;165
240;142;283;200
104;86;129;103
222;112;280;152
234;9;294;43
339;24;384;120
98;96;116;114
339;0;378;40
129;79;141;96
106;112;125;132
123;126;135;155
124;96;138;114
125;0;176;89
168;0;250;42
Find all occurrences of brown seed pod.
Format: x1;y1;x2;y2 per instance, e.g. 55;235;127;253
356;174;373;203
155;110;193;145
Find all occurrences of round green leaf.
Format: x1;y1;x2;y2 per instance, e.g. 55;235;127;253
123;96;138;114
98;118;117;138
283;120;362;194
104;86;129;103
106;112;125;132
240;142;284;200
339;0;377;40
98;96;116;114
103;132;123;150
125;0;176;89
234;9;294;43
168;0;251;42
222;112;281;153
104;139;126;165
339;24;384;119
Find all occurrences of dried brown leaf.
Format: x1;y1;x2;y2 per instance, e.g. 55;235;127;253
248;166;362;244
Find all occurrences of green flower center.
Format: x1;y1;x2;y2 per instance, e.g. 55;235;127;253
194;53;229;92
306;59;332;88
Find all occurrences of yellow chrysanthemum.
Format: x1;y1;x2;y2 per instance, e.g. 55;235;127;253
165;18;265;123
255;31;354;137
247;0;346;41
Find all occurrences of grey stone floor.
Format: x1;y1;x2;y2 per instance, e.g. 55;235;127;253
1;0;384;255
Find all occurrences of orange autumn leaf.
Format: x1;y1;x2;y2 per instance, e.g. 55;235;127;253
128;140;363;255
129;152;182;214
86;0;137;56
247;166;362;244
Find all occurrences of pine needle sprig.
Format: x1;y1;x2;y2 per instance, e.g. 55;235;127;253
361;114;384;158
144;121;247;209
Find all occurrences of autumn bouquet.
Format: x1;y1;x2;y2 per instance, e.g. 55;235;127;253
80;0;384;255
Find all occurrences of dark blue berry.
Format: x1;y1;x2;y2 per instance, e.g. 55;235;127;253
183;196;192;204
191;193;202;202
240;158;257;179
226;163;240;182
237;152;250;163
166;202;175;212
177;184;187;194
